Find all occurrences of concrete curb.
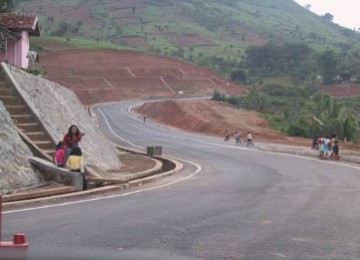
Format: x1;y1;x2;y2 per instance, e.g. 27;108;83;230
2;187;76;203
124;158;163;181
2;185;125;210
129;157;183;187
2;147;182;208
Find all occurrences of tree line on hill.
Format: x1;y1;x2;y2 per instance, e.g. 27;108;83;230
211;42;360;142
229;43;360;86
153;42;360;88
213;87;360;143
213;89;360;142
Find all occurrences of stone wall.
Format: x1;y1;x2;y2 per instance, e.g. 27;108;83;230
0;102;42;193
3;64;121;174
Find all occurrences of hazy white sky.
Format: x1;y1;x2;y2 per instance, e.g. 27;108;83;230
294;0;360;29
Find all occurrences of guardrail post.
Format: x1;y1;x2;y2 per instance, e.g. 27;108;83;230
0;194;29;259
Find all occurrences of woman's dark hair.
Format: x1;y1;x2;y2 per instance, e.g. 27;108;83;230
68;125;80;138
71;147;82;156
56;141;65;150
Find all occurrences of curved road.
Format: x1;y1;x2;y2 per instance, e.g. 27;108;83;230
3;100;360;260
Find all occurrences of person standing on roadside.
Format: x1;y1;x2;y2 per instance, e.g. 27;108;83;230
330;140;340;160
63;125;85;162
312;136;318;150
235;130;241;145
246;131;253;146
224;129;230;142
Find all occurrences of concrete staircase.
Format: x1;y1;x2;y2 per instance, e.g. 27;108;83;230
0;77;56;159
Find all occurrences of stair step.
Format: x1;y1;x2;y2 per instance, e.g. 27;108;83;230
0;82;8;88
26;131;48;141
43;150;56;156
34;140;55;150
0;88;15;96
0;95;23;105
17;122;40;133
5;105;27;114
10;114;34;124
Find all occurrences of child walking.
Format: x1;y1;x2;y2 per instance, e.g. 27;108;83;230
66;147;86;190
53;141;65;167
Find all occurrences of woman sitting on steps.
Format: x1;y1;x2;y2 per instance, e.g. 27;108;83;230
63;124;85;162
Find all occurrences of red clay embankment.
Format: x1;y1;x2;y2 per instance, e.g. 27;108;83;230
135;99;312;145
39;48;244;105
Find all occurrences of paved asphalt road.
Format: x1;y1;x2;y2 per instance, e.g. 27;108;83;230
3;100;360;260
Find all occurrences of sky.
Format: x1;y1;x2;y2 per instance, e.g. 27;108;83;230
294;0;360;29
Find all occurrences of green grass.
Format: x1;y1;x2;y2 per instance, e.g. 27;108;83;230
262;76;294;86
33;36;134;51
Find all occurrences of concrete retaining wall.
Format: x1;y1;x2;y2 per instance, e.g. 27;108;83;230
2;63;121;174
0;101;42;193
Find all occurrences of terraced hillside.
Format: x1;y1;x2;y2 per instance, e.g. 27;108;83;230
39;44;243;105
18;0;360;61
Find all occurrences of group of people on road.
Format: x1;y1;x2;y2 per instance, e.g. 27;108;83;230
224;129;254;146
52;125;86;173
312;134;340;160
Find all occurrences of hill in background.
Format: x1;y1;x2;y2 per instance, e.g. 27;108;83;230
18;0;360;59
13;0;360;142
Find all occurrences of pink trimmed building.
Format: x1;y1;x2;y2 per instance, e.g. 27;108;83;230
0;14;40;69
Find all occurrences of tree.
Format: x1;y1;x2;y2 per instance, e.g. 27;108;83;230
316;50;340;85
240;86;269;112
322;12;334;22
294;94;360;141
76;20;83;27
245;43;313;77
230;69;247;84
212;90;226;101
0;0;14;12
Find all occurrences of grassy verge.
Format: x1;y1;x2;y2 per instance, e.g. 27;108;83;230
31;36;136;51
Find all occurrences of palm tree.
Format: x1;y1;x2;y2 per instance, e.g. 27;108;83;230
297;94;359;141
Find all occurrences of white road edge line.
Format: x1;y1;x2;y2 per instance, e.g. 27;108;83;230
4;160;201;214
98;106;143;149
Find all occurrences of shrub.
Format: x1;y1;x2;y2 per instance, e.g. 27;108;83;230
212;90;226;101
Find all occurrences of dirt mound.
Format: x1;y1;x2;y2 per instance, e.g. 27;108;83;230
135;99;302;143
40;49;244;105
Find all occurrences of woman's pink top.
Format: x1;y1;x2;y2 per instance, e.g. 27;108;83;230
55;148;65;165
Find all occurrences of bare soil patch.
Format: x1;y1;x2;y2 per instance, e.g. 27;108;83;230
113;154;157;174
320;84;360;97
40;49;244;105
